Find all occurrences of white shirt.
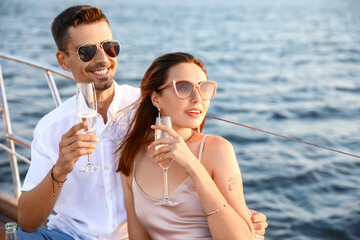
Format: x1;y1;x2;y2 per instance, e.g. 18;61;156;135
22;81;140;240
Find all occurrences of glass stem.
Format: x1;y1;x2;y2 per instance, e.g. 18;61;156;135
87;154;92;165
86;131;92;166
163;169;169;201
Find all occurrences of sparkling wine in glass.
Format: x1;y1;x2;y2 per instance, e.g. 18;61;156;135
154;116;178;206
76;82;100;172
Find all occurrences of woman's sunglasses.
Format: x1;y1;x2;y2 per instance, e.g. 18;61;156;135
63;40;121;62
159;79;217;101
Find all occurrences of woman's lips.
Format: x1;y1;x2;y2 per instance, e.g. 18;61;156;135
186;109;202;118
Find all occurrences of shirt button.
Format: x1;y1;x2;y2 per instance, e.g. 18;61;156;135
109;195;113;200
104;166;109;171
112;224;116;228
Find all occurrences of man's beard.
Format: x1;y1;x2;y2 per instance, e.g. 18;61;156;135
94;78;113;91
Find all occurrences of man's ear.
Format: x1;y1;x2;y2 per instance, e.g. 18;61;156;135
56;51;69;71
150;91;161;109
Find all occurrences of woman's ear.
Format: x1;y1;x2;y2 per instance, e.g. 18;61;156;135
151;91;161;109
56;51;69;71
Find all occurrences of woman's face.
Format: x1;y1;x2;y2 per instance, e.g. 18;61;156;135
155;63;211;131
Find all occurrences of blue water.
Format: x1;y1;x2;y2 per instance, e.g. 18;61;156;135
1;0;360;239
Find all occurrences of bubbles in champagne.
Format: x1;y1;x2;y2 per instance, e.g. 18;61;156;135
77;110;97;133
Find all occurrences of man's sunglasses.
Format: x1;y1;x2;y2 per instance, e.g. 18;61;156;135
159;79;217;101
63;40;121;62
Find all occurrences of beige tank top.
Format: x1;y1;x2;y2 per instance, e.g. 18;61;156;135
132;135;212;240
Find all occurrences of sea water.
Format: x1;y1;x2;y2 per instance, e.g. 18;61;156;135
0;0;359;239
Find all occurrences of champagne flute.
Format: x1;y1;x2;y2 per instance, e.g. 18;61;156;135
76;82;100;172
154;116;178;206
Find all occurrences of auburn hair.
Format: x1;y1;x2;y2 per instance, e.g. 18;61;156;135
117;52;208;176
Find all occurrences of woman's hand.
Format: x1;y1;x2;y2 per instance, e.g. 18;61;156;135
249;209;268;239
148;125;197;172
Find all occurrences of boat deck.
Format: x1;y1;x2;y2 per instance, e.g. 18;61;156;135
0;192;17;226
0;192;17;238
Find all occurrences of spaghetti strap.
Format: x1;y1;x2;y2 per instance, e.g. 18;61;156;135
197;135;209;162
132;159;137;176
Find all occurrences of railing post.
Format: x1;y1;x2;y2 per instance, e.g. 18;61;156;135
0;52;73;200
44;70;62;107
0;62;22;199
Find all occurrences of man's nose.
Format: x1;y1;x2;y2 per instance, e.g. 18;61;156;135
93;46;109;62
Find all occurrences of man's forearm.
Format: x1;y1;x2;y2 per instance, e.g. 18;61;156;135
18;170;63;232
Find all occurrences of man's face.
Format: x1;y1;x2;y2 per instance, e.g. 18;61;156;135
59;20;117;91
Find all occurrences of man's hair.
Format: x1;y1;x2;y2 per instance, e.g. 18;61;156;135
51;5;110;50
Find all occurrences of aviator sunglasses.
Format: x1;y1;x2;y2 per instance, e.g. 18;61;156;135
159;79;217;100
63;40;121;62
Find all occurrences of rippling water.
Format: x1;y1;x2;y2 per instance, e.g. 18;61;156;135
1;0;359;239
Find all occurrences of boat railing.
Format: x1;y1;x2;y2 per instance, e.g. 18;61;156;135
0;51;73;199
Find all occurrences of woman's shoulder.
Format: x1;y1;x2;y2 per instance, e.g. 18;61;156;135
201;134;238;174
201;134;235;162
203;134;233;150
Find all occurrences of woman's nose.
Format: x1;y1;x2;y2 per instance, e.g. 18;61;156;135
191;86;202;102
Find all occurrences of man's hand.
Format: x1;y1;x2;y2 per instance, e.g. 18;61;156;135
249;209;268;240
18;121;99;232
54;121;99;179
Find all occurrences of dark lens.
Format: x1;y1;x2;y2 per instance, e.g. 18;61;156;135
103;41;120;58
78;45;97;62
175;81;193;98
200;82;215;100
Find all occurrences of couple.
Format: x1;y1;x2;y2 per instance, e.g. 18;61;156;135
17;5;268;240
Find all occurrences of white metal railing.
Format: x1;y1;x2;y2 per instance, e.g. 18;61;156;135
0;51;73;198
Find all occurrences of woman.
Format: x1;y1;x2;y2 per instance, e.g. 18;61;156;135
117;52;255;239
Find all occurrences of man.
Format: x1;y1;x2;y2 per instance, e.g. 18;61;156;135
17;5;267;240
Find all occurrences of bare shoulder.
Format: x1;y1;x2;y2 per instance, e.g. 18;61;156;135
202;135;236;167
204;135;234;152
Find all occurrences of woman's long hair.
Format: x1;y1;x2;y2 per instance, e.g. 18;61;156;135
117;52;208;176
